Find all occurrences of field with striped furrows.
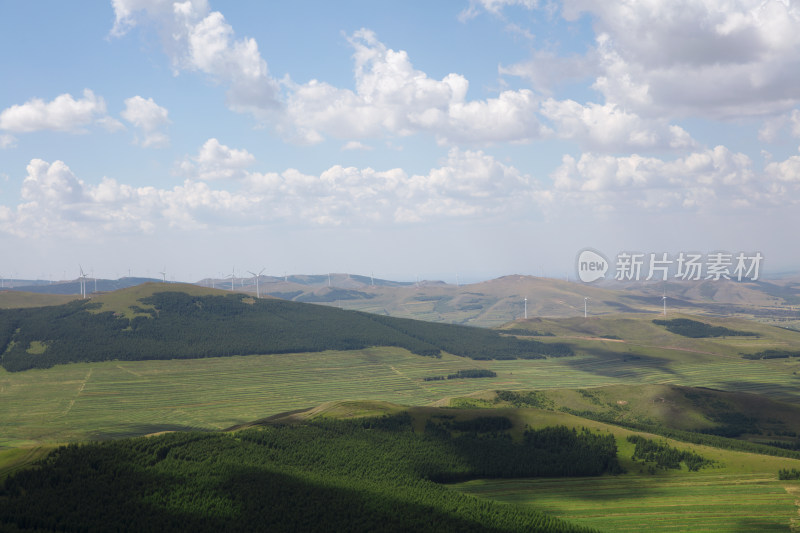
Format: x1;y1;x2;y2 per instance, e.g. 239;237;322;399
3;309;800;446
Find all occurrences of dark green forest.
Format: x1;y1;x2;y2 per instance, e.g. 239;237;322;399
652;318;757;338
0;291;573;371
0;414;615;532
627;435;713;472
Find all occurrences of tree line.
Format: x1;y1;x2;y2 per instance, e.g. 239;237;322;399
627;435;714;472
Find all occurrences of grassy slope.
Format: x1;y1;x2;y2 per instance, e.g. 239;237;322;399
451;406;800;532
253;275;800;328
270;401;800;532
0;291;77;309
4;308;800;446
261;275;662;327
88;282;242;318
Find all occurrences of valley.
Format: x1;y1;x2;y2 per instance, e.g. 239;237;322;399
2;280;800;531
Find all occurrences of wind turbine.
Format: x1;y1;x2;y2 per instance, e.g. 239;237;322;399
227;267;236;291
248;268;265;298
159;267;167;283
78;265;87;299
662;288;667;317
524;297;528;320
584;297;590;318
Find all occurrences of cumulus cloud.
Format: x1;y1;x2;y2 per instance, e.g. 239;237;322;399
2;150;536;237
557;0;800;119
2;158;257;238
543;146;767;212
540;99;695;151
179;138;255;180
286;29;546;145
111;0;281;117
6;144;800;239
0;90;109;133
245;147;536;224
121;95;170;148
759;109;800;143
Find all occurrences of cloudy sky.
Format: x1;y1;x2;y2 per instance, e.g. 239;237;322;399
2;0;800;283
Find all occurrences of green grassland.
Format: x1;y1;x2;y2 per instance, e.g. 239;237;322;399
248;274;800;328
5;400;800;532
3;283;800;531
0;291;76;309
1;334;799;448
204;401;800;531
455;473;799;532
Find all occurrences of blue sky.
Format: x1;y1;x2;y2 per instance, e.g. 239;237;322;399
2;0;800;283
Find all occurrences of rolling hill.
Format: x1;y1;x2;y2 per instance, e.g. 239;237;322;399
0;283;572;372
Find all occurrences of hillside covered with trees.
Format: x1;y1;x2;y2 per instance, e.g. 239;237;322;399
0;289;572;371
0;413;614;532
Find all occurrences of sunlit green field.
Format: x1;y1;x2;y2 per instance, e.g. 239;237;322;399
455;473;799;532
450;412;800;533
3;335;800;446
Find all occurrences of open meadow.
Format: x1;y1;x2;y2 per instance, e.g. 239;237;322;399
4;292;800;531
3;318;800;446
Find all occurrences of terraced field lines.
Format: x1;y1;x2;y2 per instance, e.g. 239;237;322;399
455;473;798;532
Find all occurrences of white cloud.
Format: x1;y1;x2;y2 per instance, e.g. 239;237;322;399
2;158;258;238
0;134;16;149
111;0;281;117
544;146;770;213
121;95;170;148
7;145;800;241
765;154;800;183
179;138;255;180
556;0;800;119
121;95;169;131
2;150;536;237
540;99;695;151
459;0;539;21
0;90;108;133
342;141;372;151
285;29;546;145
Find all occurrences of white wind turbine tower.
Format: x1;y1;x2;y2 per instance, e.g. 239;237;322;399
524;297;527;320
248;268;265;298
227;267;236;291
662;288;667;317
584;297;590;318
159;267;167;283
78;265;87;299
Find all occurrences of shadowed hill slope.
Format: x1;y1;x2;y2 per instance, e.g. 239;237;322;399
0;284;572;372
